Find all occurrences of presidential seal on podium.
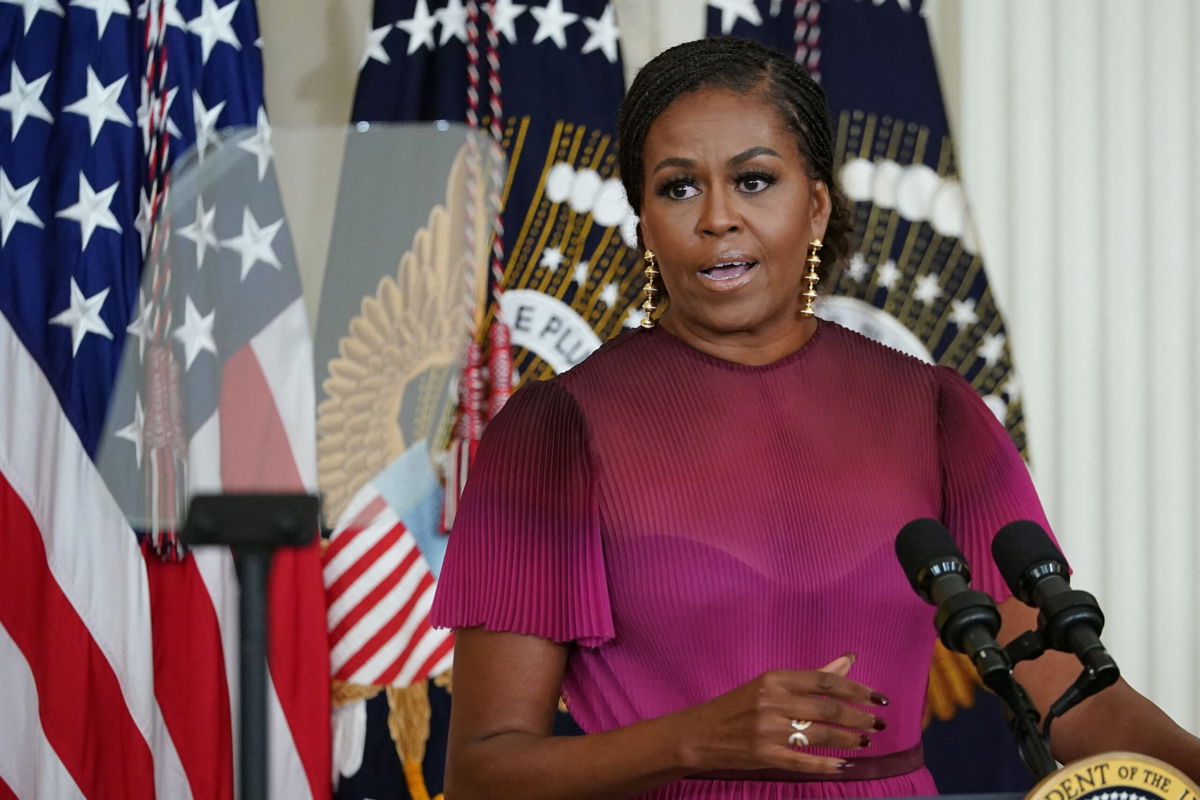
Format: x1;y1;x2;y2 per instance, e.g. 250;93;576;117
1027;753;1200;800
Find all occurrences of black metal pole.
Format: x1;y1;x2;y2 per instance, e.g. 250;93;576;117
985;670;1057;779
236;548;270;800
183;493;319;800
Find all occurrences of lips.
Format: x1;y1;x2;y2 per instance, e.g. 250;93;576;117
699;259;757;282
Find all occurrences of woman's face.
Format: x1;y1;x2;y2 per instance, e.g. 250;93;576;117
639;87;831;363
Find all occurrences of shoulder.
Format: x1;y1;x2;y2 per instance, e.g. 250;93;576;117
932;363;1010;441
555;326;660;396
816;323;1007;431
482;375;587;450
817;321;942;391
569;326;653;371
479;331;658;450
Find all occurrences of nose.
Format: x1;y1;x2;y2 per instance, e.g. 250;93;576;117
697;186;740;237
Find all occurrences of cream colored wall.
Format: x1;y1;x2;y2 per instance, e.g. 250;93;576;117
258;0;370;323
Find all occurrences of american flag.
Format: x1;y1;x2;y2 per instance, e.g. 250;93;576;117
325;443;452;689
0;0;330;797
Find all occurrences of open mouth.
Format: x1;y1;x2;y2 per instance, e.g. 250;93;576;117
699;260;757;281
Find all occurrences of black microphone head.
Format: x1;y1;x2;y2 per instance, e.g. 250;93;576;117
895;518;969;601
991;520;1068;602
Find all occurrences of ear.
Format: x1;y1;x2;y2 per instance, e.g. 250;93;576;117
637;221;655;254
809;179;832;242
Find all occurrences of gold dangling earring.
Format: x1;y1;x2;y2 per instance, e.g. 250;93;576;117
640;250;659;328
800;239;822;318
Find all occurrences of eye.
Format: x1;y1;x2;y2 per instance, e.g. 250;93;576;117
656;177;700;200
737;170;776;194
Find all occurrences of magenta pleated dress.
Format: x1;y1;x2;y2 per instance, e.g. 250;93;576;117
431;321;1052;799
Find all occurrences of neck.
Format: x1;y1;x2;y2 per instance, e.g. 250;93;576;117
658;314;819;366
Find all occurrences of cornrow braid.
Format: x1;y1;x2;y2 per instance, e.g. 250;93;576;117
618;37;854;280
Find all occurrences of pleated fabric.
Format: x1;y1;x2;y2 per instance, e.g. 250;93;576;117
430;321;1051;799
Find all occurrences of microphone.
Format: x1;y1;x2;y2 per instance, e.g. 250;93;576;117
991;521;1120;713
895;518;1010;687
896;519;1058;778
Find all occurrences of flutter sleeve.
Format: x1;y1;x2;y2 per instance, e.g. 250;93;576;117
936;366;1054;601
430;379;614;647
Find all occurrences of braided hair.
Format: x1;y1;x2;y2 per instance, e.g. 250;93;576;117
618;37;853;279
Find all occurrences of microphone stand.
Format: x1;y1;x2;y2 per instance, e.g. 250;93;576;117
183;493;320;800
955;625;1057;780
977;643;1057;779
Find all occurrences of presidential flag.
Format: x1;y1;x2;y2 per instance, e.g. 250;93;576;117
0;0;329;797
321;2;630;796
711;0;1033;791
344;0;638;383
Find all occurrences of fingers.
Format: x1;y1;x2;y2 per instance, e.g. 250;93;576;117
758;719;864;774
765;669;887;718
774;747;858;775
688;664;888;775
817;652;856;677
747;665;886;736
800;693;885;733
813;655;891;709
779;718;869;753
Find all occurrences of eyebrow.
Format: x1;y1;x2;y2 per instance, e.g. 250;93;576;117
729;146;781;166
651;146;782;174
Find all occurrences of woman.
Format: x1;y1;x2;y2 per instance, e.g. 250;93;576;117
430;38;1200;799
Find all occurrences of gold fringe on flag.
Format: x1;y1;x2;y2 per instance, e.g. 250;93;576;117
924;640;981;726
388;683;434;800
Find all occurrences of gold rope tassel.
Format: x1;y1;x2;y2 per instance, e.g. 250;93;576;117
388;683;434;800
924;640;980;726
331;679;383;708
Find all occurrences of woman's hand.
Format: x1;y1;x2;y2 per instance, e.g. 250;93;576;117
446;633;888;800
671;654;887;774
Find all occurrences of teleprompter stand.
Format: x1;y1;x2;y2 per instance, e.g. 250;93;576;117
183;493;320;800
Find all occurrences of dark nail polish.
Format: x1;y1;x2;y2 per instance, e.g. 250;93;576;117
870;692;890;706
859;734;871;748
838;761;856;771
872;717;887;731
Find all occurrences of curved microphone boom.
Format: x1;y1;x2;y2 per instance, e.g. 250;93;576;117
991;520;1120;723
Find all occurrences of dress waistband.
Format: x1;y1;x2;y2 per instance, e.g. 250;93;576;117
685;742;924;783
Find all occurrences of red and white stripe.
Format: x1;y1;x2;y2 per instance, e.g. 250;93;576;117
483;1;510;317
0;301;330;798
794;0;823;80
0;624;86;799
0;311;187;799
465;0;481;130
324;485;453;688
